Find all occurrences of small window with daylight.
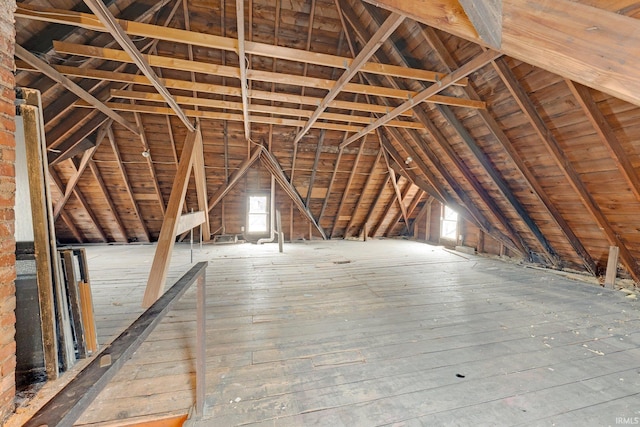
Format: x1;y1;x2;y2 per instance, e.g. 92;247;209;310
247;195;269;233
441;205;458;240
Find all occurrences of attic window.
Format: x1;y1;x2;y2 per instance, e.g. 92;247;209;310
247;195;269;234
441;205;458;241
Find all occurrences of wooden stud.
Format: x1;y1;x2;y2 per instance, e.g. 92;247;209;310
143;127;201;307
604;246;620;289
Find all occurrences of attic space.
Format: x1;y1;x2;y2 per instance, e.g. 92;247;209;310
2;0;640;425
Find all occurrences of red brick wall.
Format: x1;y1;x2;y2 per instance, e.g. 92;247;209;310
0;0;16;422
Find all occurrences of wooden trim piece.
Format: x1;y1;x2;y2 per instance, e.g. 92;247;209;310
293;12;404;143
143;128;201;307
23;262;208;427
176;211;206;236
340;49;502;148
15;45;139;135
83;0;195;131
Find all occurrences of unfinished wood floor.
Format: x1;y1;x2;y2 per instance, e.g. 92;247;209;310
71;240;640;426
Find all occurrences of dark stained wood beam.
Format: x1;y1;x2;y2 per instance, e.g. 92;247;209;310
419;24;597;275
493;59;640;282
364;0;640;107
436;104;559;265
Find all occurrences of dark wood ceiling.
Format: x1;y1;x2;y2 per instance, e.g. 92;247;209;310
13;0;640;282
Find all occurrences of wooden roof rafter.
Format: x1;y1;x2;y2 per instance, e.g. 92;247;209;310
50;42;482;110
416;23;598;275
340;48;502;149
82;0;196;132
235;0;251;141
492;59;640;281
16;4;469;87
293;12;404;144
15;44;140;136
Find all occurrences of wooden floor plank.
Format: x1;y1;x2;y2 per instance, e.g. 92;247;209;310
14;240;637;426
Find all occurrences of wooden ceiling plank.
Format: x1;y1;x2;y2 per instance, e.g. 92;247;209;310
419;25;597;275
493;59;640;282
107;125;151;242
143;127;202;307
16;4;467;86
293;12;404;144
345;148;382;238
15;44;139;135
566;80;640;204
83;0;195;132
59;210;84;243
340;48;502;148
330;138;366;238
364;0;640;107
51;42;479;108
341;5;523;254
88;160;128;242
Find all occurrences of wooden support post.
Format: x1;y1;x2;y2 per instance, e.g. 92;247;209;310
477;229;485;254
195;273;206;416
276;210;284;253
142;127;201;307
604;246;620;289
